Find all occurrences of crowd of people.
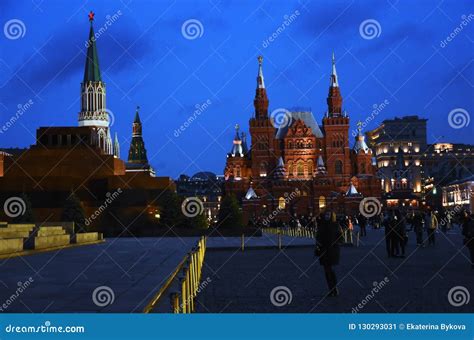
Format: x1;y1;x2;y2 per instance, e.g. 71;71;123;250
256;207;474;298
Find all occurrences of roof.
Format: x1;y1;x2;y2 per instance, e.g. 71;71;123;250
446;174;474;186
84;23;102;82
345;183;360;196
191;171;218;181
275;111;323;139
245;186;258;200
353;134;371;153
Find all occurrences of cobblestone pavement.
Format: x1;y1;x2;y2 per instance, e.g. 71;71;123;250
196;227;473;313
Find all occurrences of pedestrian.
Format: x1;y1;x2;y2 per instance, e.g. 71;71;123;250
315;211;343;297
358;213;367;237
461;210;474;269
383;211;393;257
395;211;407;257
413;212;424;246
425;211;438;246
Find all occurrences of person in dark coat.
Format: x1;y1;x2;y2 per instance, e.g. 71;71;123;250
383;211;393;257
461;210;474;269
316;211;343;297
413;212;424;246
395;211;407;257
358;213;367;237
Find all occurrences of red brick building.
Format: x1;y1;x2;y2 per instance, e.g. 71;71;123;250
224;55;380;222
0;14;173;235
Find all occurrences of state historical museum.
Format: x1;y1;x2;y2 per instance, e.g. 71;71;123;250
224;55;381;222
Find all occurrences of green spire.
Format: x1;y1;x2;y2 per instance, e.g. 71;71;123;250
84;12;102;82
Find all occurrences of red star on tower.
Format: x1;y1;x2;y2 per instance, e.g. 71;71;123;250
88;11;95;22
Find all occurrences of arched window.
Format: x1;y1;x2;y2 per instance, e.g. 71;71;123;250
288;141;292;149
335;160;343;174
307;141;313;148
297;160;304;176
278;197;286;209
359;162;365;174
319;196;326;209
288;161;293;176
307;160;313;177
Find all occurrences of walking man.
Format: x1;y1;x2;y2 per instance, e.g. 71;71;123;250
316;211;343;297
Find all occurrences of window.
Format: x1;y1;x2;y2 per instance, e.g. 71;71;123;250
235;166;241;178
319;196;326;209
278;197;286;209
260;162;267;177
359;162;365;174
288;141;292;149
335;160;343;174
297;161;304;176
307;160;313;177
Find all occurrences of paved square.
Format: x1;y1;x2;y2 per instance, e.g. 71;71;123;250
196;228;473;313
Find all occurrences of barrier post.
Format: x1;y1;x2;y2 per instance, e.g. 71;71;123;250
179;275;187;314
241;234;245;252
278;231;282;250
170;292;180;313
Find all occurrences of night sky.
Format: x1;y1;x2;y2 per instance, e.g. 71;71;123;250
0;0;472;179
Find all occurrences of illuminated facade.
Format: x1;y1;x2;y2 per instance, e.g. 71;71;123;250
224;55;380;222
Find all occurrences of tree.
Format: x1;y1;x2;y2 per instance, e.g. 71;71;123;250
61;191;86;233
217;194;243;229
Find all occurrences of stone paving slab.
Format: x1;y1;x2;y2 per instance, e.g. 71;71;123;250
0;237;198;313
196;229;474;313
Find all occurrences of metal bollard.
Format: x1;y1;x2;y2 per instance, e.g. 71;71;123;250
241;234;245;251
179;275;187;314
170;292;180;313
356;231;360;247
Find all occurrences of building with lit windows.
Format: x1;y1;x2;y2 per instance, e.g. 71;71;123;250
224;55;380;222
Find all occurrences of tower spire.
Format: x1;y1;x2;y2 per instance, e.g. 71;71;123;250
326;53;343;116
128;106;149;164
84;11;101;82
330;52;338;87
254;55;269;119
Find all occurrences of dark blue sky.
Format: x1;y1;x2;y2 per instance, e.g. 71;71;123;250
0;0;472;178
